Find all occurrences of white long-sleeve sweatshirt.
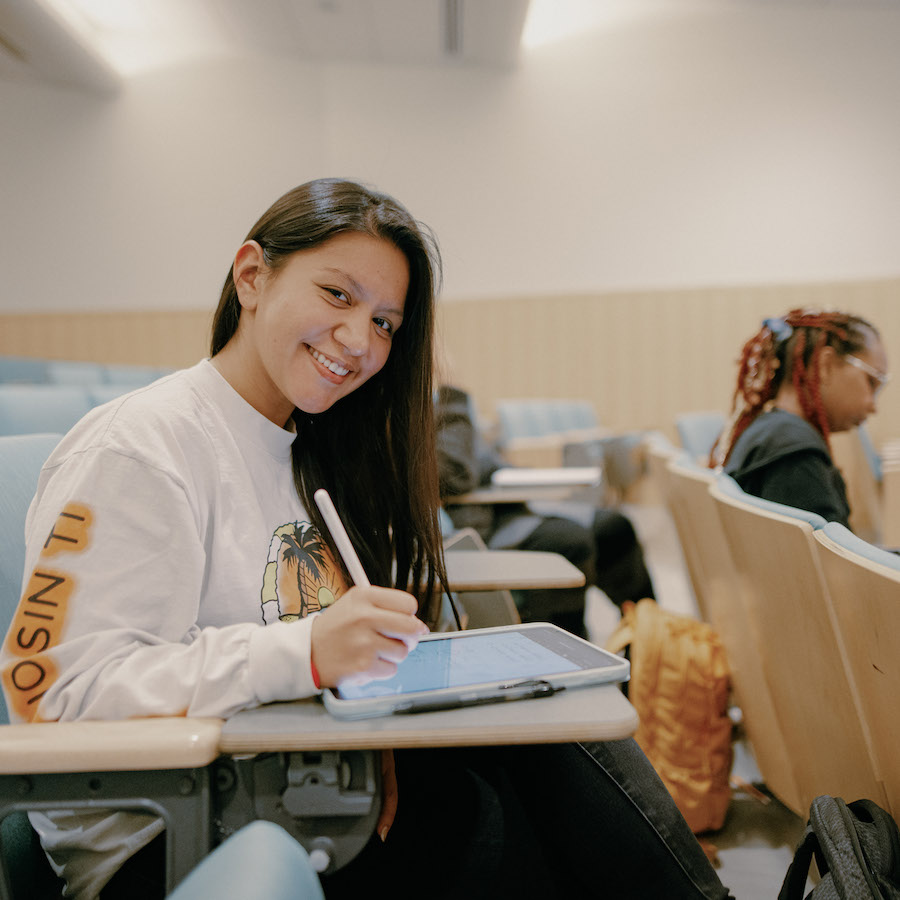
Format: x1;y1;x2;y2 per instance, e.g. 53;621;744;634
0;359;350;897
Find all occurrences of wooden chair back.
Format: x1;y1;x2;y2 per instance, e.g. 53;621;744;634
709;478;884;814
813;522;900;818
665;459;803;814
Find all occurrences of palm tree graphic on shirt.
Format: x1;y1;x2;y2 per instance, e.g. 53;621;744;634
260;521;347;623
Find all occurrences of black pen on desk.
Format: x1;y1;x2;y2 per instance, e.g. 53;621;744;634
314;489;371;587
393;680;564;715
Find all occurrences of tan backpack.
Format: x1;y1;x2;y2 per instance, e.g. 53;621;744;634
605;598;733;834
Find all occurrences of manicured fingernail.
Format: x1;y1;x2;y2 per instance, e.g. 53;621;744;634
379;827;389;842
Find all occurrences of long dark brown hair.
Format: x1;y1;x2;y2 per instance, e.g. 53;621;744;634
210;179;449;627
713;308;878;467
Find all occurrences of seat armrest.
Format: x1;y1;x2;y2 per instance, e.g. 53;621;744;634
0;718;223;774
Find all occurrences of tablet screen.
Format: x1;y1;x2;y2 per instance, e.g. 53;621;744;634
335;626;619;700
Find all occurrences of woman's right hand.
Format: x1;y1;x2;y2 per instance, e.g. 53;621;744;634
310;585;429;689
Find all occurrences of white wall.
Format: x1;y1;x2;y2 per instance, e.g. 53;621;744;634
2;2;900;313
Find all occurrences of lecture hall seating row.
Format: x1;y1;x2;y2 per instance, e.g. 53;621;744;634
647;432;900;822
0;354;173;437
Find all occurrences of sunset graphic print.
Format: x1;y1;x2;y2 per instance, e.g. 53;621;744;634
260;521;349;624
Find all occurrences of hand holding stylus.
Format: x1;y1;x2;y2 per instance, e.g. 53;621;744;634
313;489;412;844
310;490;428;689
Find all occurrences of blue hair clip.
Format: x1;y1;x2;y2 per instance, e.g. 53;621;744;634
763;317;793;344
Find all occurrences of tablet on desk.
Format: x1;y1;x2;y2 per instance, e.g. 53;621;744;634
321;623;629;720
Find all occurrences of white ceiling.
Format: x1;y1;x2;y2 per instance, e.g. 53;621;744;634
0;0;530;94
2;0;900;96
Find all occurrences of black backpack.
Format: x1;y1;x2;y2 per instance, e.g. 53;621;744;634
779;795;900;899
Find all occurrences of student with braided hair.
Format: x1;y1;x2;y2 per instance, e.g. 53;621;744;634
713;308;889;527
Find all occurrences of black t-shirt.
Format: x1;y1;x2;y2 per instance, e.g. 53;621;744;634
723;409;851;529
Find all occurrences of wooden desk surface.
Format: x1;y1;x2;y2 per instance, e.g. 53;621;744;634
0;688;636;772
444;550;585;591
219;684;638;755
0;717;224;774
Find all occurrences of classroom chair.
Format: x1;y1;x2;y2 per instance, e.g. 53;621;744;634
0;433;63;715
709;474;884;815
102;363;172;388
0;385;92;437
0;433;68;897
662;457;802;816
813;522;900;820
87;383;135;407
495;397;599;443
45;360;105;386
674;410;726;463
0;357;49;385
494;398;606;468
562;431;648;504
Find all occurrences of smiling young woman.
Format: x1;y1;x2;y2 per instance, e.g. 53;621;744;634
211;231;409;425
1;179;733;900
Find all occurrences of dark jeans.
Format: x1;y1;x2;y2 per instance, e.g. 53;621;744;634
588;508;656;608
322;739;733;900
513;509;656;635
86;739;731;900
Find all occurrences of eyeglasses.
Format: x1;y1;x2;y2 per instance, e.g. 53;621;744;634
844;355;891;396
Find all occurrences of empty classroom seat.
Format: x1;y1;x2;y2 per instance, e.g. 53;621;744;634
46;359;106;385
813;522;900;819
102;363;171;387
88;383;135;407
0;356;49;385
674;410;726;463
0;385;93;436
495;398;599;444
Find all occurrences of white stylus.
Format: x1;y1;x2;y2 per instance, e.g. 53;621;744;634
314;488;371;587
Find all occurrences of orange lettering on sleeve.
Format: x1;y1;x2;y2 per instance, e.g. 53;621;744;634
2;568;72;722
1;655;58;723
41;503;92;558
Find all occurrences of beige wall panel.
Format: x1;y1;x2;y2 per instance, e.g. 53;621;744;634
2;280;898;448
0;310;212;369
436;279;900;450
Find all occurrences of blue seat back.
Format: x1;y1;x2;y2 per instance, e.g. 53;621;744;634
496;398;597;444
0;356;49;385
820;521;900;571
675;410;726;461
714;473;828;530
102;364;171;387
0;433;63;724
88;384;133;407
46;360;105;386
0;385;92;436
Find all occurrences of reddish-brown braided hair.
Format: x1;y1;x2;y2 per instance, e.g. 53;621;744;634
711;308;878;467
